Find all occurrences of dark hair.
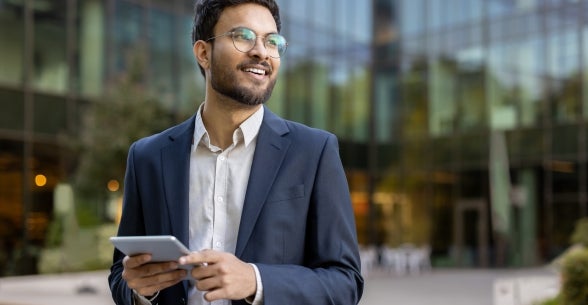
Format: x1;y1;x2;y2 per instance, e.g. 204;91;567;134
192;0;281;45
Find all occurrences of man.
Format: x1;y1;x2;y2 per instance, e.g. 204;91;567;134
108;0;364;304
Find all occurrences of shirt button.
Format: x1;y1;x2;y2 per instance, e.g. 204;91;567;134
215;241;222;248
219;156;226;161
217;196;223;202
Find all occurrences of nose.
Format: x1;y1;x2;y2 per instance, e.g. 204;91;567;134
248;36;270;59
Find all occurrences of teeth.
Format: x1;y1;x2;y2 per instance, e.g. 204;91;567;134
244;68;266;75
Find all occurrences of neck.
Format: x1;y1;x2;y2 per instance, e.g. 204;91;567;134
201;96;261;149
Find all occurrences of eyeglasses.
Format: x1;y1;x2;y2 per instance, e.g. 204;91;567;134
206;27;288;59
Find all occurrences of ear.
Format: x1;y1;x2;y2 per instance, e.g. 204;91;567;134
193;40;210;70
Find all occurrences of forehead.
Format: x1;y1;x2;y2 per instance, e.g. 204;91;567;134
215;3;278;34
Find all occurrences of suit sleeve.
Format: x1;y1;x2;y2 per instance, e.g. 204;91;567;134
108;142;146;305
256;134;364;305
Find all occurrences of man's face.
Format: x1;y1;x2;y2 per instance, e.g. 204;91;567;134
208;3;281;106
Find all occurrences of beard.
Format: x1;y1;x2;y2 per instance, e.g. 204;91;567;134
209;54;277;106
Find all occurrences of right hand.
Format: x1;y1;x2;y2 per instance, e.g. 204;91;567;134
122;254;187;297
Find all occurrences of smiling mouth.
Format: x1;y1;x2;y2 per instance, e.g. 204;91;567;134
239;61;272;77
243;67;267;76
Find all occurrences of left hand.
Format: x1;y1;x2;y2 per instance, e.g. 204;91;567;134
179;249;257;302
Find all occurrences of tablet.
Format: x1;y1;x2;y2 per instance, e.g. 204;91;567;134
110;235;193;274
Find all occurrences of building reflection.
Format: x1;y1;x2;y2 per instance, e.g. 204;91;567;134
1;0;588;275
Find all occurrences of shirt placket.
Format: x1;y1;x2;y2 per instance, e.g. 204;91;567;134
212;151;228;252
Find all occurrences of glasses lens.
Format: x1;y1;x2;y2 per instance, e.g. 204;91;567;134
230;27;287;58
232;28;256;53
265;34;287;58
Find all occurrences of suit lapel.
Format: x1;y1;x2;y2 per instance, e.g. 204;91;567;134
235;109;290;257
161;116;195;247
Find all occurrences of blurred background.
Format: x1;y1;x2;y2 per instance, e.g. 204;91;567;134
1;0;588;287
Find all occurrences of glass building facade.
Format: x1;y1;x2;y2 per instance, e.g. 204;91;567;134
1;0;588;274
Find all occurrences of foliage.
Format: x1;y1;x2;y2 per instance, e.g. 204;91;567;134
570;217;588;247
38;224;118;273
70;54;177;204
538;218;588;305
44;214;64;248
560;249;588;305
75;199;103;227
536;296;560;305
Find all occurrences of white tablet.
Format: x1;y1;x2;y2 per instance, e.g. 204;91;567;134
110;235;193;274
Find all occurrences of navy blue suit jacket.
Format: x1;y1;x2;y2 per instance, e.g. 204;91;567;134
108;107;364;305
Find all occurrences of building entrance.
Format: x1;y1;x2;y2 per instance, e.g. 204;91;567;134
453;199;489;267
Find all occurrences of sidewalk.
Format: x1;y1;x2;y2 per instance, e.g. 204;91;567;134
359;267;559;305
0;270;113;305
0;267;559;305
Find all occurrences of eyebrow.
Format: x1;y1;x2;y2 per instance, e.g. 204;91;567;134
229;26;279;36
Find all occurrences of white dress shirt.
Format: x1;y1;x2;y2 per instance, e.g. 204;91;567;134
133;105;264;305
187;104;264;305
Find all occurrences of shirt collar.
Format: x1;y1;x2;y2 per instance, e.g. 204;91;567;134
193;104;208;152
240;105;264;147
193;104;264;152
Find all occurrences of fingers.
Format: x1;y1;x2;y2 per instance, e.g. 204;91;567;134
123;250;256;301
183;250;225;281
180;251;257;301
179;249;218;266
193;264;225;290
122;258;179;281
123;254;152;269
122;255;187;296
132;269;186;297
198;263;256;302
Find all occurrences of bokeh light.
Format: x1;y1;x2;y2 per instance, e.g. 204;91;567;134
107;179;120;192
35;174;47;187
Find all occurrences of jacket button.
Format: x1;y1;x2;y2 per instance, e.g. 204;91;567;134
181;298;186;304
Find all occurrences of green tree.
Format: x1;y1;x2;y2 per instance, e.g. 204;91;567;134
570;218;588;247
560;249;588;305
71;55;177;220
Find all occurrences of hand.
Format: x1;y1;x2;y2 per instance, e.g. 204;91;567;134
179;250;257;302
122;254;187;297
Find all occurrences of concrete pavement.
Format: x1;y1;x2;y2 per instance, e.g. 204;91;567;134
0;267;559;305
359;267;558;305
0;270;113;305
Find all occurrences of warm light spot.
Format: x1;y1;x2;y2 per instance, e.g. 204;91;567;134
550;160;575;174
116;196;123;225
107;179;120;192
35;174;47;187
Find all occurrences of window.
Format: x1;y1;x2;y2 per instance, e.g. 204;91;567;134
0;88;24;130
0;2;23;86
33;0;68;93
78;0;105;97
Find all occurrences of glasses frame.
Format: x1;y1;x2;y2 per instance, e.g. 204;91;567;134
206;27;288;59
